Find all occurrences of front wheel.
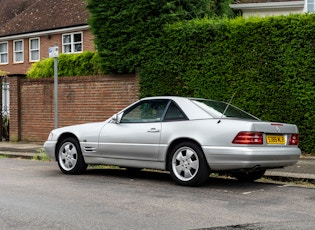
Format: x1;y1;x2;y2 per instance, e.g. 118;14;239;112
56;137;87;174
169;142;210;186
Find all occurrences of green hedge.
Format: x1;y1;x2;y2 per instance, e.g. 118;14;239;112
87;0;234;74
26;13;315;154
140;14;315;154
26;51;102;78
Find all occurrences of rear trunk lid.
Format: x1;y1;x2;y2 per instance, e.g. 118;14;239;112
252;121;299;146
252;121;298;134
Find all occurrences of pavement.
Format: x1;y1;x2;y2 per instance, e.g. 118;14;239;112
0;141;315;181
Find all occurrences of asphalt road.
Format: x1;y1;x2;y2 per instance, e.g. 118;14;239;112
1;158;315;230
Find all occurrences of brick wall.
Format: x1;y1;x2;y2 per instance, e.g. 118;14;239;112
8;74;139;142
7;76;21;141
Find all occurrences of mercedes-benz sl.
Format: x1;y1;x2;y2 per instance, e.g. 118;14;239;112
44;96;301;186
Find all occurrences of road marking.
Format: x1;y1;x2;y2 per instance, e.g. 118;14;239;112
242;189;264;195
277;184;293;188
10;168;24;171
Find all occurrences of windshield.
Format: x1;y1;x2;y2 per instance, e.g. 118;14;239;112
191;99;259;120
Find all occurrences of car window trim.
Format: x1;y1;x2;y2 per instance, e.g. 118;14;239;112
121;99;170;123
162;100;189;122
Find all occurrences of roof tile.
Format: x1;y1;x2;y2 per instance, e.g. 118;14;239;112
0;0;89;37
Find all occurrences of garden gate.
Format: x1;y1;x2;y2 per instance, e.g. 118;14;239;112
1;77;9;140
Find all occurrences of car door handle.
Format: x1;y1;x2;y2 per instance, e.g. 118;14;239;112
147;128;160;133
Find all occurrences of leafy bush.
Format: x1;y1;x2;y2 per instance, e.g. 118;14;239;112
2;115;9;141
87;0;235;74
140;14;315;154
26;58;54;78
27;51;102;78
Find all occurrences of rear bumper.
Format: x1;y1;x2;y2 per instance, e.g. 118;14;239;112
202;146;301;171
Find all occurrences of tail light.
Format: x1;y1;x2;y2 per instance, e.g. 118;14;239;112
289;134;299;145
232;132;263;145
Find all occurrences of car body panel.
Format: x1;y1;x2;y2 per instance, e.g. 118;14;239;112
203;146;300;170
98;122;161;161
44;122;105;161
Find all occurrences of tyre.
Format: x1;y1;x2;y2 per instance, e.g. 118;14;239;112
169;142;210;186
56;137;87;174
233;169;266;182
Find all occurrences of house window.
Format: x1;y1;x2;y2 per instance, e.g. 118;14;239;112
0;42;8;64
30;38;40;62
62;32;83;54
307;0;315;12
14;40;24;63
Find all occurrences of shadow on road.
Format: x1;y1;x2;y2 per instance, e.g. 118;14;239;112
81;166;284;190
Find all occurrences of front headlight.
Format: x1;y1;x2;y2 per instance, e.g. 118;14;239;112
47;132;53;141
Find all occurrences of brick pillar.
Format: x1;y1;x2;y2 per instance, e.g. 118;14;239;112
7;75;24;141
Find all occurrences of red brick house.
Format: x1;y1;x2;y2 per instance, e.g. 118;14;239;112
230;0;309;17
0;0;95;75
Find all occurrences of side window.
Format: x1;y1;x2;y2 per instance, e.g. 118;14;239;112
62;32;83;54
121;100;168;123
29;38;40;62
164;102;187;121
307;0;315;12
0;42;8;64
14;40;24;63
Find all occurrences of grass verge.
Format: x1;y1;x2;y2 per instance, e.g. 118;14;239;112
260;176;315;188
32;148;51;161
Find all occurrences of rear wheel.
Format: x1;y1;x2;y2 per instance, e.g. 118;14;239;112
232;169;266;182
169;142;210;186
57;137;87;174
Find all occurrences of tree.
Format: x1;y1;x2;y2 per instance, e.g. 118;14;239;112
87;0;234;74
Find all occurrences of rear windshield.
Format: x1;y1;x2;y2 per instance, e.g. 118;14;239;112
191;99;259;120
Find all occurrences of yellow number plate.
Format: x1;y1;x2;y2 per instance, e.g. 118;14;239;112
266;135;285;144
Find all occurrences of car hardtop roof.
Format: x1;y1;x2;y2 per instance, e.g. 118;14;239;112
140;96;221;120
140;96;220;103
141;96;186;100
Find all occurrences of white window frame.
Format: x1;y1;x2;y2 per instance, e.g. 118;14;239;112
62;32;83;54
0;42;8;64
13;39;24;63
29;37;40;62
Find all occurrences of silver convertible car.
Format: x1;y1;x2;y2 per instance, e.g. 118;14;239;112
44;96;301;186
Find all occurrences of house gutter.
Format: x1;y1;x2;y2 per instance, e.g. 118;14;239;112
230;1;305;10
0;25;90;42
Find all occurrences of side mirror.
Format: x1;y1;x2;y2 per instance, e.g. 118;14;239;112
111;112;123;124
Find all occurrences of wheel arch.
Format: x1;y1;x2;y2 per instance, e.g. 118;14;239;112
55;132;80;160
165;138;204;170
